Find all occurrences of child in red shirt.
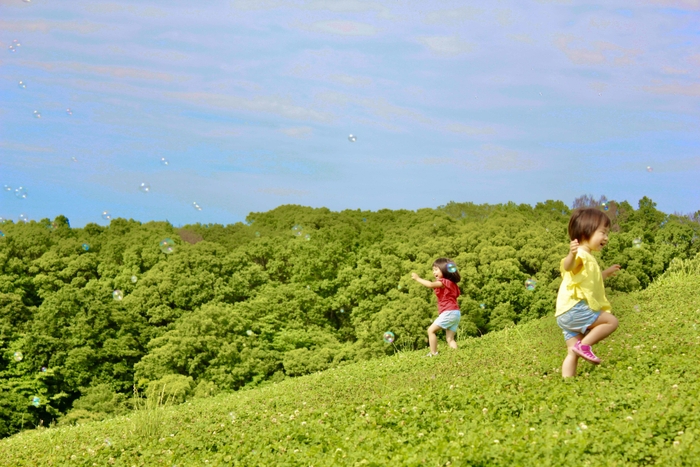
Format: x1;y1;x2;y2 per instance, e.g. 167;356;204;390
411;258;461;357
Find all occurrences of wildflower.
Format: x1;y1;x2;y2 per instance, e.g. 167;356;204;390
672;384;678;389
678;431;684;435
418;433;424;437
482;408;488;414
301;421;307;426
530;427;536;431
626;416;633;421
494;439;500;444
673;441;680;447
458;432;464;436
579;423;588;430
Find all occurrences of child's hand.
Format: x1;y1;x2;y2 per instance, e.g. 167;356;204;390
569;239;579;256
411;273;420;281
603;264;621;279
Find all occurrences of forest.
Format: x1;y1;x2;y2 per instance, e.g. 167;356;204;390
0;196;698;437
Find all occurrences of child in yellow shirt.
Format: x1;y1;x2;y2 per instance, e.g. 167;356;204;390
556;208;621;377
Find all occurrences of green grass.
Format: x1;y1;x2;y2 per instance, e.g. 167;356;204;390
2;274;700;466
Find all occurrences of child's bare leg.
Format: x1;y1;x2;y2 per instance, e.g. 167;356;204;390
580;313;618;346
427;323;441;354
562;336;581;377
445;329;458;350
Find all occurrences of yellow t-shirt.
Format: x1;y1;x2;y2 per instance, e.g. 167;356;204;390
555;249;611;317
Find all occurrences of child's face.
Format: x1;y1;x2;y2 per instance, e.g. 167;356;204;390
583;225;610;251
432;266;443;279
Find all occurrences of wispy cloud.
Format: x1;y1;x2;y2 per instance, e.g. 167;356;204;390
554;34;642;66
302;20;378;36
444;123;495;136
644;0;700;10
642;83;700;96
422;145;540;171
423;7;485;25
165;91;334;122
231;0;390;15
0;19;103;34
507;33;535;44
257;187;310;196
417;36;475;57
18;60;178;82
495;8;514;27
279;127;314;138
661;66;689;75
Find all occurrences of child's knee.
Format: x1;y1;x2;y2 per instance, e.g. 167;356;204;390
609;315;619;330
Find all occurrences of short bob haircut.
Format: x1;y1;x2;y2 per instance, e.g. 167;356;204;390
432;258;461;283
568;208;611;243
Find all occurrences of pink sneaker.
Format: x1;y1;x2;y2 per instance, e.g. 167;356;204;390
572;341;601;364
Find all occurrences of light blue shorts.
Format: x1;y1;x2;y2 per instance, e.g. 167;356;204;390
433;310;461;332
556;300;600;341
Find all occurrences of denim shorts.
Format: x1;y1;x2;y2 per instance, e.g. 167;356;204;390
556;300;600;341
433;310;461;332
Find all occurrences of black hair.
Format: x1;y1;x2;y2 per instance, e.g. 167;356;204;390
432;257;461;283
568;208;611;242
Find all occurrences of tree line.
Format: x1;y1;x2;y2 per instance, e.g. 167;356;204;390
0;196;697;436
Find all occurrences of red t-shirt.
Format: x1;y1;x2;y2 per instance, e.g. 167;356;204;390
434;278;460;314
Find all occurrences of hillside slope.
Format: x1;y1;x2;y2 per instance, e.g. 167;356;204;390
1;259;699;466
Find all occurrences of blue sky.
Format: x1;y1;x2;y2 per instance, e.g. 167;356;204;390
1;0;699;227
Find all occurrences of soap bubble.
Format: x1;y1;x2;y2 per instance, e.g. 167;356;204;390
65;108;72;116
601;202;609;212
340;308;345;313
105;438;111;447
82;243;90;251
8;45;16;52
112;290;123;301
40;366;47;372
139;182;150;193
348;134;357;142
646;166;653;173
48;222;58;231
633;305;640;312
292;224;302;232
192;202;202;211
18;214;28;223
305;234;311;241
33;110;41;118
446;262;458;273
18;80;26;89
159;238;175;254
101;211;111;220
14;351;23;362
160;157;169;166
383;331;395;344
15;187;27;199
525;278;537;291
480;303;485;309
362;218;367;222
32;397;40;407
71;157;78;163
0;231;5;238
131;275;138;283
255;231;260;237
3;185;11;192
633;238;642;248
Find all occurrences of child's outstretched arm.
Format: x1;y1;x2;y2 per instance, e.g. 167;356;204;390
411;273;444;288
562;239;581;272
602;264;621;280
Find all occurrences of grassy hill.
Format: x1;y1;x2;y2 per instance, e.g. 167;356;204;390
1;257;699;466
